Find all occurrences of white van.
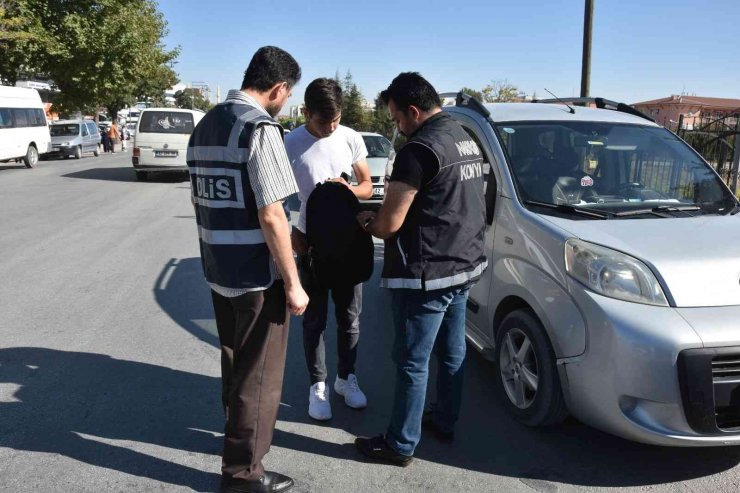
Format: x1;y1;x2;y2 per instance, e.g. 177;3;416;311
0;86;52;167
132;107;204;181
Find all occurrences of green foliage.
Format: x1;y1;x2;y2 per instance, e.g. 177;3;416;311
175;88;212;112
368;92;394;140
0;0;179;117
482;79;520;102
340;70;369;131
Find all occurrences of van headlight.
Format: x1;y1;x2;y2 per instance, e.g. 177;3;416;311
565;239;669;306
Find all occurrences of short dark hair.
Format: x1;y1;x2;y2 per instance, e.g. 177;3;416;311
304;78;342;118
241;46;301;92
380;72;441;112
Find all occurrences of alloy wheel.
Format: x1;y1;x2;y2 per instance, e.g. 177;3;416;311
499;327;539;409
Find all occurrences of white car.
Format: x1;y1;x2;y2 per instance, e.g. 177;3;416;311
354;131;394;206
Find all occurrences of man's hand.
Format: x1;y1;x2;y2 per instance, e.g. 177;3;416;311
356;211;376;231
285;282;309;316
326;176;350;188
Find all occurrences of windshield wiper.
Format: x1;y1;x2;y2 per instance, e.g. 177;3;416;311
523;200;612;219
728;203;740;216
612;205;701;218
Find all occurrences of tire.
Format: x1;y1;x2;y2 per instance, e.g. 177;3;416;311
23;145;39;168
74;146;82;159
136;171;148;181
94;148;99;157
495;309;568;426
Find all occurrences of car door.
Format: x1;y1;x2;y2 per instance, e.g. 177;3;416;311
449;111;501;343
81;122;90;151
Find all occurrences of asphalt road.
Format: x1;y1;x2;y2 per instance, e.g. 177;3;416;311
1;152;740;493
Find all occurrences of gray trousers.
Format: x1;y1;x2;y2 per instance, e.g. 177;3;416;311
300;258;362;384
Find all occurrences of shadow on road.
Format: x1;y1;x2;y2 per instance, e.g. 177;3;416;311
62;167;189;183
151;252;740;488
0;347;222;492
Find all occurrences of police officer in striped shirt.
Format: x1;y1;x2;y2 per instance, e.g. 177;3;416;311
186;46;307;493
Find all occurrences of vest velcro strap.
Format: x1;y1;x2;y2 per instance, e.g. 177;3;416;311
187;146;250;164
198;226;265;245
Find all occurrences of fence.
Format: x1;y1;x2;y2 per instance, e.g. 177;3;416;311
675;114;740;194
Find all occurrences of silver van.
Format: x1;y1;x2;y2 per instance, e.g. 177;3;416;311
434;95;740;446
49;120;101;158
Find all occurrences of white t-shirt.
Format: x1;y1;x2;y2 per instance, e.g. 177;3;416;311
285;124;367;233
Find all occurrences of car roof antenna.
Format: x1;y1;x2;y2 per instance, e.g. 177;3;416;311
544;88;575;114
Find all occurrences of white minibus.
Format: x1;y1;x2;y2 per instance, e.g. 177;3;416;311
0;86;52;167
132;107;204;181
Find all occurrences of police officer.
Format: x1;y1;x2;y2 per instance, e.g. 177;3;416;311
354;72;487;466
186;46;307;493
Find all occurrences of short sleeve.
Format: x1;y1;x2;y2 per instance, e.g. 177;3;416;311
246;125;299;209
350;130;368;165
389;142;438;190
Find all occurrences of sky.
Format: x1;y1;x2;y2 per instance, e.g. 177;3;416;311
155;0;740;115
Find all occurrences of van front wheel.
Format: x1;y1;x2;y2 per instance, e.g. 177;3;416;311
495;309;568;426
23;145;38;168
74;146;82;159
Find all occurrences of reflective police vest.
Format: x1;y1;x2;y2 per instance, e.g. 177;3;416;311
186;101;285;292
381;113;487;290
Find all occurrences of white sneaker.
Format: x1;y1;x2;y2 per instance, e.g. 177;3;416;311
308;382;332;421
334;374;367;409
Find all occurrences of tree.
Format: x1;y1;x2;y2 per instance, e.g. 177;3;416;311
368;92;394;140
340;70;369;131
174;88;212;112
0;0;179;118
482;80;520;102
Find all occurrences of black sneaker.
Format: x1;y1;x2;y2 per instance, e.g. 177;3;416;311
422;410;454;442
354;435;413;467
221;471;294;493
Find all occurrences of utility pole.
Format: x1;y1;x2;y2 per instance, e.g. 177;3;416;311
580;0;594;97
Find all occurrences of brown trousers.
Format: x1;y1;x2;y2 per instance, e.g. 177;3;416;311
210;282;290;480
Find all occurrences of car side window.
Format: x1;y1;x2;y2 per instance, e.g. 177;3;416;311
82;123;89;136
462;125;497;225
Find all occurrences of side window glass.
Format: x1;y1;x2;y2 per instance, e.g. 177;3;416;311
462;125;497;225
12;108;29;127
37;109;47;126
82;123;89;136
0;108;13;128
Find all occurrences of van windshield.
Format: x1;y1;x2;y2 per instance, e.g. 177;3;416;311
496;122;738;217
139;111;194;134
50;124;79;136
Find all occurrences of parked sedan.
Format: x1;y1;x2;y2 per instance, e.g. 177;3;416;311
353;131;394;207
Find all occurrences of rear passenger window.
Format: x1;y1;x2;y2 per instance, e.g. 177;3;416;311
28;108;45;126
12;108;29;127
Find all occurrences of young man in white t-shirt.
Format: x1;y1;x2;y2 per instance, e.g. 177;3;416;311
285;77;373;421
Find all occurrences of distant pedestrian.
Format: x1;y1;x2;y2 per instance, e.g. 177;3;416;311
100;126;111;153
354;72;487;466
186;46;305;493
108;122;120;153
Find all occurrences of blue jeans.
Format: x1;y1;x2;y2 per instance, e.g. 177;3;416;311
385;285;470;456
